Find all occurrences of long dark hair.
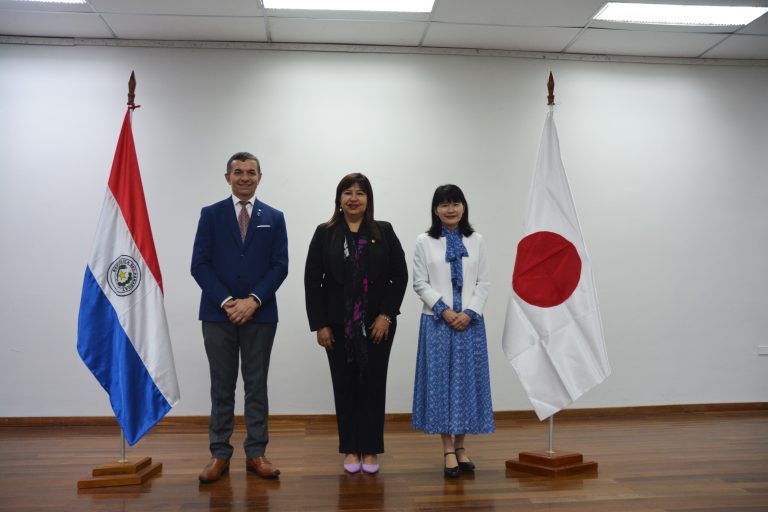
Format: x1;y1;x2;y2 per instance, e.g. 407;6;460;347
427;184;474;239
326;173;380;237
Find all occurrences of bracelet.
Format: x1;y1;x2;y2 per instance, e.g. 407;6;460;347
380;314;392;324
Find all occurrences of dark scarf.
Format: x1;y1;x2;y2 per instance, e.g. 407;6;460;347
342;222;370;376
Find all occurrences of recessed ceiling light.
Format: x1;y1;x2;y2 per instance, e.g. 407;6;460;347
263;0;435;13
593;2;768;26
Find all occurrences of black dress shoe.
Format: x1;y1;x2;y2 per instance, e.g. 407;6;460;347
444;452;460;478
455;447;475;472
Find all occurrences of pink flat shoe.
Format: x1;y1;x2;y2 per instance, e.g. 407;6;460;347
362;463;379;474
344;462;362;473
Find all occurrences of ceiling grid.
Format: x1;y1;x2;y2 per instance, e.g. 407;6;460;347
0;0;765;61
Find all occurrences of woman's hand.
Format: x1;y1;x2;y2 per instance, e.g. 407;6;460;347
316;327;334;349
442;309;471;331
368;314;391;344
451;312;471;331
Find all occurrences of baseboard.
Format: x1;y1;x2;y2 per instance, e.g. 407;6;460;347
2;402;765;427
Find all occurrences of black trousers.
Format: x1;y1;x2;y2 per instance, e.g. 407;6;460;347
203;321;276;460
326;322;395;455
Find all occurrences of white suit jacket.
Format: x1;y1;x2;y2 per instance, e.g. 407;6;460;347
413;231;490;316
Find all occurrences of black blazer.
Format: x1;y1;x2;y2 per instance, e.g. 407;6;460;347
304;220;408;332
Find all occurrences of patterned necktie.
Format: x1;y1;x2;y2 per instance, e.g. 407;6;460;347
238;201;250;242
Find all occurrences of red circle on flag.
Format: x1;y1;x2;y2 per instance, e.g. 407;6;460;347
513;231;581;308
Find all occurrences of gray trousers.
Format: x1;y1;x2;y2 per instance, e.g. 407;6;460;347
203;321;277;460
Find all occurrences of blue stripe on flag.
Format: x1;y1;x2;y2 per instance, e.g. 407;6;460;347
77;266;171;445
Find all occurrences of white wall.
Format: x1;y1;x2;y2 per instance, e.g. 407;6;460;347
0;43;766;418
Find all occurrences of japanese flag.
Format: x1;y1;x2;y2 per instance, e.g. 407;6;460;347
502;107;611;421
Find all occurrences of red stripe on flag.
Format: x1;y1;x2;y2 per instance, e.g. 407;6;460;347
107;111;163;292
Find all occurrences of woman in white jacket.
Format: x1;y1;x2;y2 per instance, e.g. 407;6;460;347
412;184;494;478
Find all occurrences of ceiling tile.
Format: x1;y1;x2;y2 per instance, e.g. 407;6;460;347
88;0;263;16
432;0;605;27
424;23;580;51
739;13;768;35
700;34;768;59
269;18;426;46
0;12;112;38
568;28;727;58
101;14;267;41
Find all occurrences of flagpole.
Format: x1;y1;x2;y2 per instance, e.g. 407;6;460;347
547;416;554;455
505;71;598;477
117;70;139;466
119;431;127;464
545;70;556;457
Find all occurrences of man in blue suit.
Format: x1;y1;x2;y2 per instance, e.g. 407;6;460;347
192;152;288;483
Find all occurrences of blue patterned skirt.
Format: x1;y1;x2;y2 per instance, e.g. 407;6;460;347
412;314;495;434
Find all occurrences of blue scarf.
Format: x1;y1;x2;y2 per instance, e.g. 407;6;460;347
443;225;468;289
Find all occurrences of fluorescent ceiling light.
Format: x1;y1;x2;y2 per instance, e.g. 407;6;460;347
263;0;435;13
12;0;86;3
594;2;768;26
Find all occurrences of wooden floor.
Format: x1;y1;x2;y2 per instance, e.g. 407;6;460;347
1;411;767;511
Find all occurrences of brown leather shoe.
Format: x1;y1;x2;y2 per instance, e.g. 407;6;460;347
198;457;230;483
246;456;280;479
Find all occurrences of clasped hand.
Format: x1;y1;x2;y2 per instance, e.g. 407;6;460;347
223;297;259;326
316;315;391;349
441;309;471;331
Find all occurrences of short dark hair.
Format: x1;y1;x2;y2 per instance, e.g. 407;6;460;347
326;172;380;238
427;184;474;239
226;152;260;174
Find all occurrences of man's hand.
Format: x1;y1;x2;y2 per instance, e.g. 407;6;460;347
223;297;259;326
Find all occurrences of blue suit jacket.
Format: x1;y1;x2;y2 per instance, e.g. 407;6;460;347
191;197;288;323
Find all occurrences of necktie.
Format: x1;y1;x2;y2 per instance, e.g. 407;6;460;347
238;201;250;242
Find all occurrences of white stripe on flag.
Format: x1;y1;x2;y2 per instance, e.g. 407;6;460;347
88;191;179;407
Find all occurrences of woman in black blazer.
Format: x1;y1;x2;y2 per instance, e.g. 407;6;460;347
304;173;408;475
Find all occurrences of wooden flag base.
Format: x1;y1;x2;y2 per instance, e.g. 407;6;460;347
77;456;162;489
506;450;597;477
